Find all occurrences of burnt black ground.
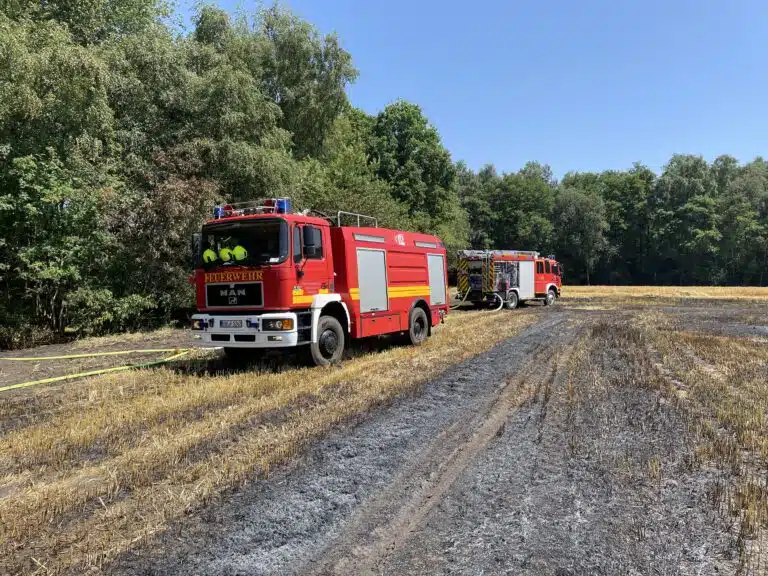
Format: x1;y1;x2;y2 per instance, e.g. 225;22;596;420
109;313;569;576
107;305;764;576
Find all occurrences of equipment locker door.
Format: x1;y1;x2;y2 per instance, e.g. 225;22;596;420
427;254;446;306
518;260;535;300
357;248;389;313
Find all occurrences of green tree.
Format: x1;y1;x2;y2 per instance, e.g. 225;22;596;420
368;99;468;252
456;162;493;249
552;187;610;285
488;162;556;253
651;155;720;283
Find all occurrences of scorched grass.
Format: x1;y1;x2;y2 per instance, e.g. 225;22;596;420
0;310;536;575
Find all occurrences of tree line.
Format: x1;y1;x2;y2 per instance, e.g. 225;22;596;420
1;0;766;347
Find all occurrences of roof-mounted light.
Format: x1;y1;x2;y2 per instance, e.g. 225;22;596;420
212;198;292;219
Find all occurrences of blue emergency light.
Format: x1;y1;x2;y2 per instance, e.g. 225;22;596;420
276;198;291;214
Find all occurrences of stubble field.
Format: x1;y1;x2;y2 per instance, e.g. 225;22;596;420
1;286;767;575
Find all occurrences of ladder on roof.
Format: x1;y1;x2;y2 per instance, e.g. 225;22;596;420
457;249;541;259
335;211;378;228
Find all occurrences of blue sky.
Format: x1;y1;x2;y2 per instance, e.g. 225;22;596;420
176;0;767;178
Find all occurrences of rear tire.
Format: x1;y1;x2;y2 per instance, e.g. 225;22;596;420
408;307;429;346
504;291;519;310
544;288;557;306
310;315;345;367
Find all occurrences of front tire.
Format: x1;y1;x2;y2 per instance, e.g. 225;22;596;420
408;307;429;346
504;291;519;310
544;288;557;306
310;315;345;366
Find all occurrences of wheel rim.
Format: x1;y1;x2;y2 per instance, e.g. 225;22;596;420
547;291;555;305
319;328;339;359
413;316;426;340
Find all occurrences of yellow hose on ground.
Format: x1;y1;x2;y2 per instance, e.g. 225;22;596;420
0;349;191;393
2;348;189;361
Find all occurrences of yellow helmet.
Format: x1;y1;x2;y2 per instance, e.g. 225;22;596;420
232;245;248;261
219;247;233;262
202;248;217;263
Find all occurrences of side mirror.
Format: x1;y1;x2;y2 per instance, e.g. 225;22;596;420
303;245;317;258
190;233;202;268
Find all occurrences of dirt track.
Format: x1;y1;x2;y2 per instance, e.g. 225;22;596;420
108;303;766;576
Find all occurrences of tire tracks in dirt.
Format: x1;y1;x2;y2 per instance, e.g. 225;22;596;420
108;312;574;576
306;317;580;576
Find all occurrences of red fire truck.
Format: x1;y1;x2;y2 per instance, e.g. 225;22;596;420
190;198;449;366
455;249;562;309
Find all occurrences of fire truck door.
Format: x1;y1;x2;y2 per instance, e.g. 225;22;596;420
294;224;332;300
356;248;389;313
427;254;446;306
518;261;535;300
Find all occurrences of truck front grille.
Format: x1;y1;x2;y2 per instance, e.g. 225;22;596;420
205;282;263;308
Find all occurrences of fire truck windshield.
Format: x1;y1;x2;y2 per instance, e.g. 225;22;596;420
200;219;289;268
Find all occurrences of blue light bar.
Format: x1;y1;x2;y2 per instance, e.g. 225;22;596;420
277;198;290;214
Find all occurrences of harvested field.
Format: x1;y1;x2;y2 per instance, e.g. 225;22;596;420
565;285;768;300
2;288;768;575
0;309;537;575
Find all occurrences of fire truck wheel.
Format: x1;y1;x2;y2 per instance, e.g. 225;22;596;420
545;288;557;306
504;291;519;310
311;315;345;366
408;307;429;346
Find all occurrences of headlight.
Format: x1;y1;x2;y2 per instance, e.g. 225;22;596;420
263;318;294;331
192;319;203;330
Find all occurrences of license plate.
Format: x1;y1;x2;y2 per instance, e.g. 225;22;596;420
220;319;243;328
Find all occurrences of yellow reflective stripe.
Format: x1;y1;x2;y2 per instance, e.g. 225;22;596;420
291;287;331;305
388;286;430;298
346;286;430;301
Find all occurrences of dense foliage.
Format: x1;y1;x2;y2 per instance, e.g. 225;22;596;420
1;0;766;346
458;156;768;287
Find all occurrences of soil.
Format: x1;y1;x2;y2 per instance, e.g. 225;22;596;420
0;328;200;390
107;302;767;576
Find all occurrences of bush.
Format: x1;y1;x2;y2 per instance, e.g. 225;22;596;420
66;288;157;335
0;322;58;350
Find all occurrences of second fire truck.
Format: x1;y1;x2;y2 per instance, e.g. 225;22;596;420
455;249;562;309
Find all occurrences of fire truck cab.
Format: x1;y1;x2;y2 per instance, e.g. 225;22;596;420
456;249;562;309
190;199;449;366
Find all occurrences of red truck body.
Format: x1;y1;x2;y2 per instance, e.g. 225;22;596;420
191;201;449;365
456;249;562;309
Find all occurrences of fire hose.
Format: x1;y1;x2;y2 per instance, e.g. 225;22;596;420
0;348;197;393
450;290;504;312
450;288;471;310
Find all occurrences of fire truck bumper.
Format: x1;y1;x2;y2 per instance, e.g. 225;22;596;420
191;313;301;348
